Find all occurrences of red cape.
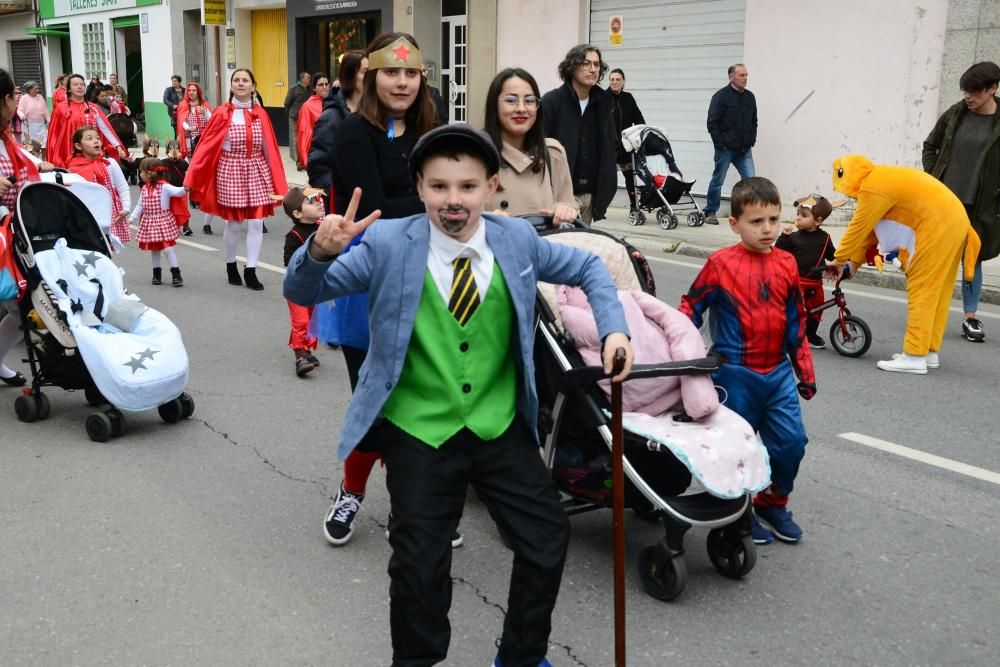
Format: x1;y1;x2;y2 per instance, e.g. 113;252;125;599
47;100;121;168
183;102;287;218
2;132;40;184
296;95;323;169
176;86;212;158
52;87;66;106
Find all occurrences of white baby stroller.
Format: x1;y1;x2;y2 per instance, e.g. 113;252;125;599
8;180;194;441
621;125;705;230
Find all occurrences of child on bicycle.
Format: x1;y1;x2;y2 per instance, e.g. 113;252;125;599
775;195;840;349
680;176;816;546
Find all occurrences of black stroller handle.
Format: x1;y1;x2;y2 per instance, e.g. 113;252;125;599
558;355;720;393
519;213;586;231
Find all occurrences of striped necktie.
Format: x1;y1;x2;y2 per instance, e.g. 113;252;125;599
448;256;480;325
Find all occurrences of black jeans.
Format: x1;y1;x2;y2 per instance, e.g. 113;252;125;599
375;419;570;667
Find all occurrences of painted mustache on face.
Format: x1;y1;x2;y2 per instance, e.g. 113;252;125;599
438;206;470;233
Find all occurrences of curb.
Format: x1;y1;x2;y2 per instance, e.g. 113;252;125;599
668;242;1000;306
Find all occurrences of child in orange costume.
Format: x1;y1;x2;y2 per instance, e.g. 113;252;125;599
825;154;980;374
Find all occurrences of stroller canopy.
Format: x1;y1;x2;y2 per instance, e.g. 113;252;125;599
15;181;109;257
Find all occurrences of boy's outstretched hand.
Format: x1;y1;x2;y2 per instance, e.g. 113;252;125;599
308;187;381;262
602;332;634;383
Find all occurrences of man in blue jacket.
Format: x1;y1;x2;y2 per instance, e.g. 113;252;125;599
284;123;632;667
704;63;758;224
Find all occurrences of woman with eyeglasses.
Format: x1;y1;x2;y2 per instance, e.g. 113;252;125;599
46;73;127;168
483;68;577;226
295;72;331;170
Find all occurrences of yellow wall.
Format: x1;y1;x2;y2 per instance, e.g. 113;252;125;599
250;9;288;107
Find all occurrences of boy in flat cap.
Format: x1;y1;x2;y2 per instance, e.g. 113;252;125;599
284;123;633;667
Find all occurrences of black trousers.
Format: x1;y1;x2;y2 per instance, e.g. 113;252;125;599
375;419;570;667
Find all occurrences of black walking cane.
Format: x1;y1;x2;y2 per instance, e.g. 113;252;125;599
609;347;628;667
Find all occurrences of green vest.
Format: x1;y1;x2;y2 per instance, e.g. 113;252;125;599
382;264;517;447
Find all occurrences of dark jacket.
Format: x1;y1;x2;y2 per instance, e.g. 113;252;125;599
706;85;757;152
307;89;352;190
283;82;311;120
923;97;1000;262
541;82;618;221
162;86;182;124
428;85;448;124
609;89;645;164
283;221;316;267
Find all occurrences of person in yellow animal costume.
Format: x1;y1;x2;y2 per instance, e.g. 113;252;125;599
825;154;980;374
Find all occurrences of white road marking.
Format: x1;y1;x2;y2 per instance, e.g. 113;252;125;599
234;257;286;275
839;432;1000;486
177;238;218;252
644;255;1000;319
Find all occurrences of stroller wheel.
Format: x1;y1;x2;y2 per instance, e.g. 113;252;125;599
106;409;125;437
627;209;646;226
14;394;38;423
656;210;678;230
84;385;106;407
638;543;687;602
158;397;185;423
707;528;757;579
179;393;195;419
86;412;113;442
35;393;51;421
687;211;704;227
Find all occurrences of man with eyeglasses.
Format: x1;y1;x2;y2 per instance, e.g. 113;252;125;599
704;63;758;224
541;44;618;225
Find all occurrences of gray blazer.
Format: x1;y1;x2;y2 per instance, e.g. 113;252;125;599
283;213;629;460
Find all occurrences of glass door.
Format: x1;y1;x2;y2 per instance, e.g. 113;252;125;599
440;14;467;123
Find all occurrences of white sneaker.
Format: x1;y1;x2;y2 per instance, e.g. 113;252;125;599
893;351;938;369
878;353;928;374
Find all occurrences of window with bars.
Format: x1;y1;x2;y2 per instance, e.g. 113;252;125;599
82;22;105;80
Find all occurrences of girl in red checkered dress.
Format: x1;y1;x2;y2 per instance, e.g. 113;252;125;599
129;157;188;287
67;127;131;248
184;68;287;291
0;67;53;388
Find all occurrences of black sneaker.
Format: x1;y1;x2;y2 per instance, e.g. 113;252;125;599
323;484;364;546
962;318;985;342
384;512;463;548
808;333;826;349
202;224;213;235
182;224;193;236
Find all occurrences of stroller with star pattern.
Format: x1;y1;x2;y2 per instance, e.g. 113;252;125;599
8;181;194;441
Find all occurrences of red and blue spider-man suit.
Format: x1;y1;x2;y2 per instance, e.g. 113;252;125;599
679;245;816;505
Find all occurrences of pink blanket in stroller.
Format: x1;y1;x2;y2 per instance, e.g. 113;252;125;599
557;286;719;419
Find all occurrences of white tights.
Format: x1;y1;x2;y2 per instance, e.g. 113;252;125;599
151;246;179;269
223;219;263;267
0;307;23;379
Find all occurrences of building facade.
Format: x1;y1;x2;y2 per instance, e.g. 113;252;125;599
1;0;996;201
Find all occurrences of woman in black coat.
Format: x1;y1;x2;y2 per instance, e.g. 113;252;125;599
608;68;645;211
306;51;368;194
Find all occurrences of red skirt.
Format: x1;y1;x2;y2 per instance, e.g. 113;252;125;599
139;239;177;251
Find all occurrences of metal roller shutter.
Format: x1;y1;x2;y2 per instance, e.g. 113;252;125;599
9;39;42;88
590;0;747;200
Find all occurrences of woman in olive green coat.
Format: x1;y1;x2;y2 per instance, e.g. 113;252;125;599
923;61;1000;343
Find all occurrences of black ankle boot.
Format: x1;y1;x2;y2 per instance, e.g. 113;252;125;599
170;267;183;287
243;267;264;291
151;267;162;285
227;262;242;286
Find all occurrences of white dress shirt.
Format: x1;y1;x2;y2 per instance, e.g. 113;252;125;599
427;218;495;305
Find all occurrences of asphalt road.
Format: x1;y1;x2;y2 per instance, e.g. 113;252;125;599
2;208;998;666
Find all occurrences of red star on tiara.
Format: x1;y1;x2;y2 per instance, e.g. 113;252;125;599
392;42;411;62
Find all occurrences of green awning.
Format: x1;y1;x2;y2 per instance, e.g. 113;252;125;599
25;25;69;38
111;16;139;29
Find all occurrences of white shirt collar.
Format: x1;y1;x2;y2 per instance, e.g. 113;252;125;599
428;217;488;263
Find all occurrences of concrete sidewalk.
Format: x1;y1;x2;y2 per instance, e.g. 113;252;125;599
275;144;999;305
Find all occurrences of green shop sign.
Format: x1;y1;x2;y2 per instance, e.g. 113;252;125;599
40;0;161;19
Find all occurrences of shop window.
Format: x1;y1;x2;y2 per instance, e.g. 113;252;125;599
82;22;106;80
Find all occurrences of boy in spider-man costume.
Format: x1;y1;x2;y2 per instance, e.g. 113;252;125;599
680;177;816;545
